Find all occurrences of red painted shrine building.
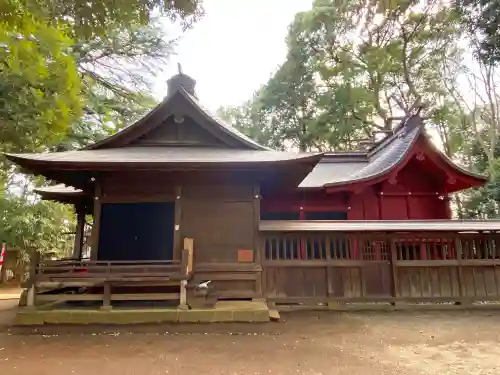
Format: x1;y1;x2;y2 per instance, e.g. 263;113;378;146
262;116;486;221
5;72;498;311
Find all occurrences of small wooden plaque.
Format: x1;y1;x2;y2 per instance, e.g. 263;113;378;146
237;249;254;262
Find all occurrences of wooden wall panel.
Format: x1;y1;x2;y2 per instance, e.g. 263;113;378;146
264;267;327;298
396;267;460;298
408;196;447;219
182;184;254;201
380;196;408;219
181;185;256;263
101;172;175;199
131;116;228;147
347;193;364;220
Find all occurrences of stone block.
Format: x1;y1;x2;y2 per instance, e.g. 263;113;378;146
43;311;72;324
15;311;44;326
269;309;280;321
213;309;234;322
178;309;215;323
232;310;256;322
68;311;93;324
253;309;271;322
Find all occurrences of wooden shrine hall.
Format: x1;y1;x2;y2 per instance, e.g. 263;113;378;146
6;71;500;317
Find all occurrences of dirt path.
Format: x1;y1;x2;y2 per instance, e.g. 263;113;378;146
0;310;499;374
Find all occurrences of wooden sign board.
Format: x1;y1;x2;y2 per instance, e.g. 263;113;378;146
237;249;254;262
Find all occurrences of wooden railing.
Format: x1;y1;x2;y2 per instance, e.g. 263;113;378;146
27;238;196;308
261;224;500;308
36;259;185;282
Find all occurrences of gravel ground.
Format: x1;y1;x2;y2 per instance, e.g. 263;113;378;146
0;290;499;375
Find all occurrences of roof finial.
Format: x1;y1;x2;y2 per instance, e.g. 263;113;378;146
167;66;197;98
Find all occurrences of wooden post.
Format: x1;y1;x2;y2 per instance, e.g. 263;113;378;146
173;186;182;261
101;283;112;310
72;205;85;259
253;185;263;298
26;250;40;308
179;247;189;309
390;237;398;304
326;234;333;297
90;178;102;261
455;235;467;305
179;239;193;309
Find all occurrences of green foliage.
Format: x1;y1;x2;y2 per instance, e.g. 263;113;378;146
0;15;82;152
220;0;500;218
221;0;463;152
0;196;75;260
57;23;167;150
2;0;204;39
0;0;198;261
455;0;500;64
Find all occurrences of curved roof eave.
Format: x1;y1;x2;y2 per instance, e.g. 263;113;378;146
322;126;488;191
34;184;83;196
322;124;422;189
3;149;325;173
421;136;488;183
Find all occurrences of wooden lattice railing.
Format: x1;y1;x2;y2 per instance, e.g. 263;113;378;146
261;227;500;307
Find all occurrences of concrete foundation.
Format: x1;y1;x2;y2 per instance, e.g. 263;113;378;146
14;301;271;325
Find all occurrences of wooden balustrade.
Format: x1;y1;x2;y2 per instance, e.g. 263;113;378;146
28;238;197;308
261;226;500;307
36;259;185;282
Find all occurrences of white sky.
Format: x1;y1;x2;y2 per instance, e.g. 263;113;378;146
154;0;313;110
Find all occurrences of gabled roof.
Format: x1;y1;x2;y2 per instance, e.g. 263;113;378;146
86;74;269;151
4;72;323;185
299;115;487;190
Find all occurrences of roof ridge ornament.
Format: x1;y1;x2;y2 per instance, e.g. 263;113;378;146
167;64;197;98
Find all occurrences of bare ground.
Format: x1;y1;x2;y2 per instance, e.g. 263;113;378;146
0;294;499;374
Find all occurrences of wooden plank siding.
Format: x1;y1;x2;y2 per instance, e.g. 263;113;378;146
84;170;263;301
261;229;500;307
180;184;261;298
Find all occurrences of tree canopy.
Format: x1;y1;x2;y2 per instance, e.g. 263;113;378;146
455;0;500;64
0;0;203;260
219;0;500;218
0;16;82;153
2;0;204;38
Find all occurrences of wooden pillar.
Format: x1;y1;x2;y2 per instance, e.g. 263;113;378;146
455;235;467;304
173;186;182;261
72;205;85;259
378;192;384;219
101;282;112;310
90;178;102;261
390;238;398;302
299;208;306;259
26;250;40;308
179;239;193;309
179;247;189;309
253;186;263;298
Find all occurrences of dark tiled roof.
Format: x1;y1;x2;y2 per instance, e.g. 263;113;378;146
6;147;322;167
299;123;421;188
299;160;368;188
